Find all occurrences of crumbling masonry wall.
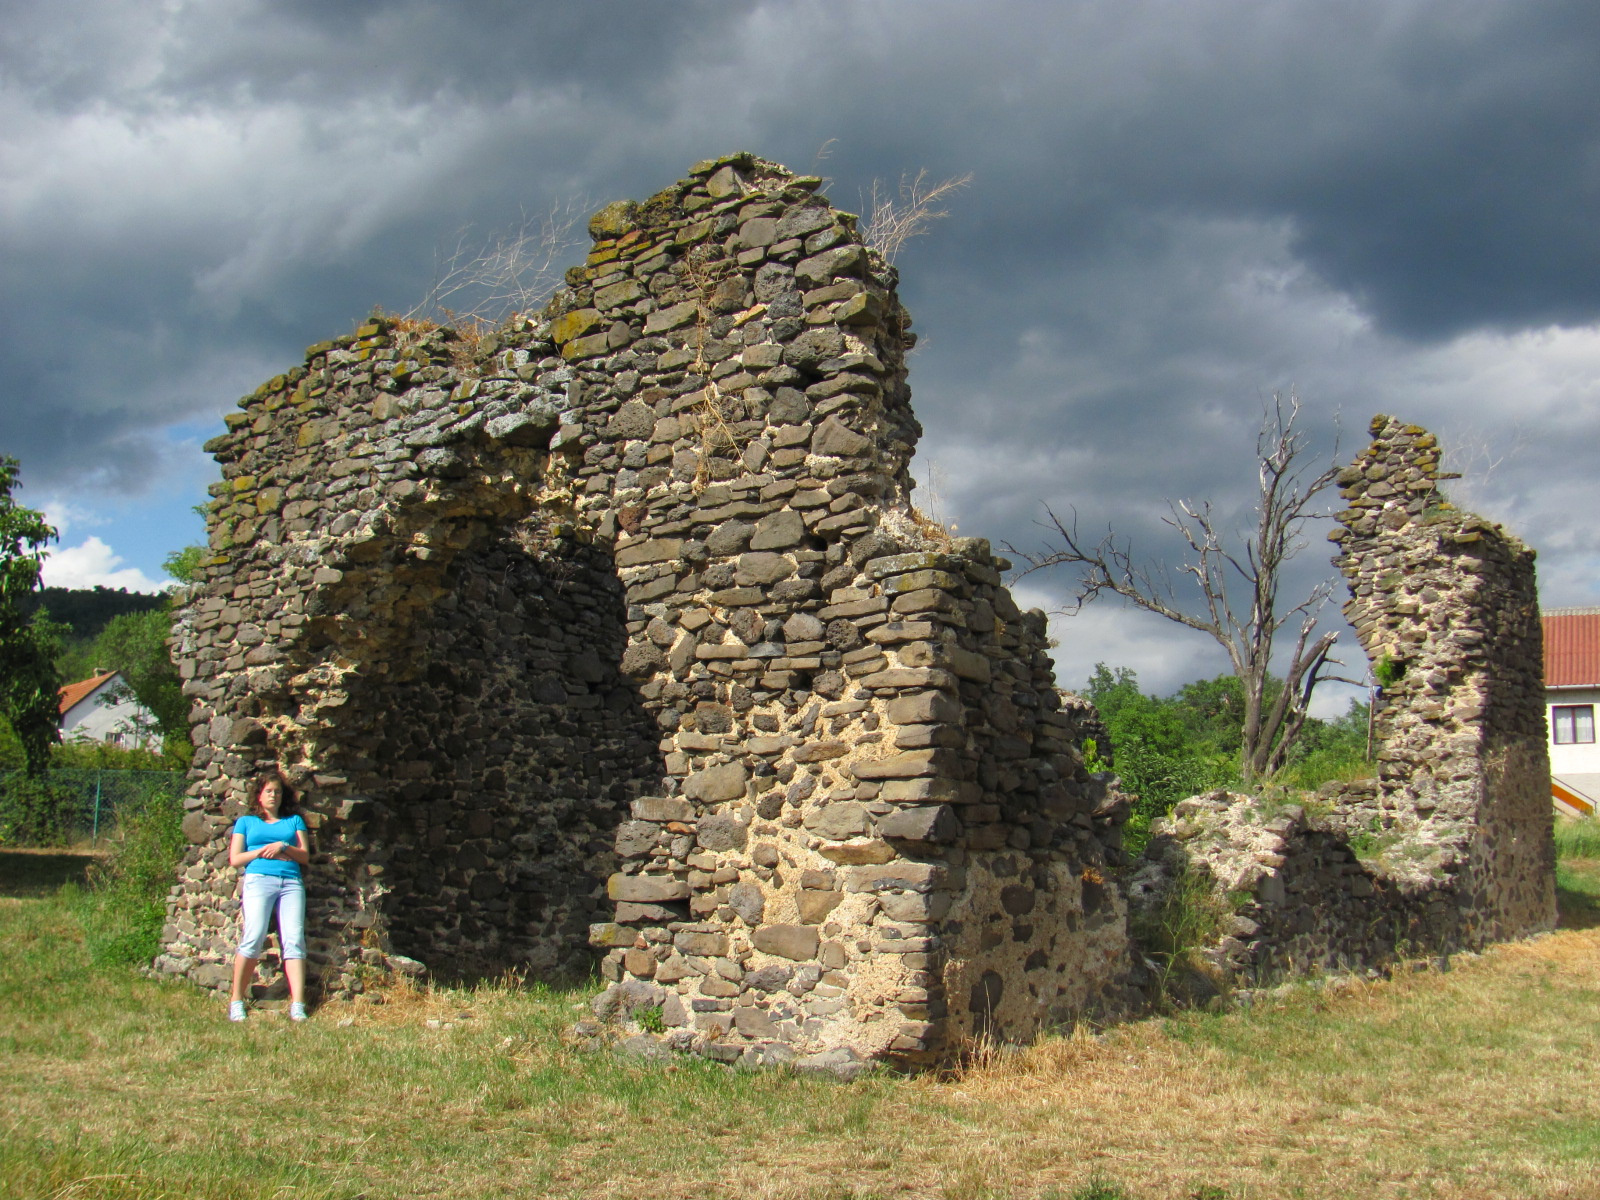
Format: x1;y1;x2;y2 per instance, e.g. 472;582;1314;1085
1134;417;1554;984
158;155;1135;1065
1327;416;1554;941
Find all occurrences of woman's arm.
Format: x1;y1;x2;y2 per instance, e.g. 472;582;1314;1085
278;829;311;866
227;823;305;867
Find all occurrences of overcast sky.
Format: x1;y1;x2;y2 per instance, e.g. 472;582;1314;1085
5;0;1598;706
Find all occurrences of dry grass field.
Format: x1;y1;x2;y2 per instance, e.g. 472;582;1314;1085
3;830;1599;1200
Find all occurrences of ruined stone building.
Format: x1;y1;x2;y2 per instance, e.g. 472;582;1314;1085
1133;417;1554;986
158;155;1136;1066
157;157;1554;1067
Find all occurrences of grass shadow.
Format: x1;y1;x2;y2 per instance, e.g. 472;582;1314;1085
0;848;100;898
1557;884;1600;929
1556;856;1600;930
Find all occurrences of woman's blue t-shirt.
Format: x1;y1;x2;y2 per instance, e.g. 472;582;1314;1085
234;814;306;879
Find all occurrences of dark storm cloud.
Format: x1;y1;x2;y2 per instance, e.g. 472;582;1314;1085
801;0;1600;338
4;0;1598;650
0;0;732;113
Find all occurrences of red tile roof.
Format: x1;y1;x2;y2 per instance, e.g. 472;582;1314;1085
58;671;120;717
1544;608;1600;687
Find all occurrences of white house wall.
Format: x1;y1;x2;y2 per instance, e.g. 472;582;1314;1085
1548;686;1600;776
62;679;159;749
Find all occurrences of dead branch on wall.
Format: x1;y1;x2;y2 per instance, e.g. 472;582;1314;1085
406;199;588;331
861;170;972;264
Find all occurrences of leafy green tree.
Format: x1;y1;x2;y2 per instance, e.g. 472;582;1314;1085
1279;697;1373;788
1082;662;1375;849
1172;674;1251;756
1083;664;1239;848
20;585;164;636
0;458;61;774
88;611;186;735
162;544;204;585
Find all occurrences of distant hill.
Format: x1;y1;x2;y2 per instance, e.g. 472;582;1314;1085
22;586;167;639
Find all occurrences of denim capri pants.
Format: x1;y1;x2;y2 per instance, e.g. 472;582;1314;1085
238;873;306;960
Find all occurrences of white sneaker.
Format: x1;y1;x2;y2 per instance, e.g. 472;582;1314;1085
289;1002;307;1022
228;1001;247;1022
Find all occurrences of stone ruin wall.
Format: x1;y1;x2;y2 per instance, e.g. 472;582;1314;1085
1328;416;1554;941
159;154;1555;1058
1134;417;1555;985
158;155;1136;1067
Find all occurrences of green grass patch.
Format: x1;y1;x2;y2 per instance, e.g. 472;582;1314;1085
1555;816;1600;860
1557;857;1600;929
1555;819;1600;930
0;1129;356;1200
3;857;1600;1198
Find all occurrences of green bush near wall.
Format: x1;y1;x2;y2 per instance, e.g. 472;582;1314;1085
0;767;184;847
72;784;187;966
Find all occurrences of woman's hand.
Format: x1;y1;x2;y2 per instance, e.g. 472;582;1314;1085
257;843;282;859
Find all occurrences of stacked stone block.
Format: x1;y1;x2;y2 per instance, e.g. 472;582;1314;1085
158;154;1133;1064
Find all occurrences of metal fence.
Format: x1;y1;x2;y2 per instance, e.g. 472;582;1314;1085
0;768;186;845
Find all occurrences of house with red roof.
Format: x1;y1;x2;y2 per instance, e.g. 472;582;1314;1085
1544;607;1600;817
58;670;161;752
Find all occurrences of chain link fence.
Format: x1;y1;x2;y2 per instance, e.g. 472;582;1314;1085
0;769;186;846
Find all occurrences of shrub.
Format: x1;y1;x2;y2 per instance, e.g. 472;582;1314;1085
1275;742;1375;791
76;784;185;966
1374;652;1405;688
1132;863;1230;963
1116;741;1238;853
636;1004;667;1034
51;740;169;771
0;773;77;845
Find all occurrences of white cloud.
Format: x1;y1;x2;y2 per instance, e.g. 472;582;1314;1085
38;497;106;538
41;536;167;593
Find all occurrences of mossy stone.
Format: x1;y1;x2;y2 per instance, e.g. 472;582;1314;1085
588;200;640;241
550;307;603;344
561;332;612;361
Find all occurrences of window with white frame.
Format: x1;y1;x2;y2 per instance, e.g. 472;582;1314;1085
1552;704;1596;745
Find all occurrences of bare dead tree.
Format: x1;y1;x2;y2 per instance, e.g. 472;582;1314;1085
1014;394;1346;783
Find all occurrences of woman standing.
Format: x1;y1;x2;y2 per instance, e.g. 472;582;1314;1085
228;771;310;1022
